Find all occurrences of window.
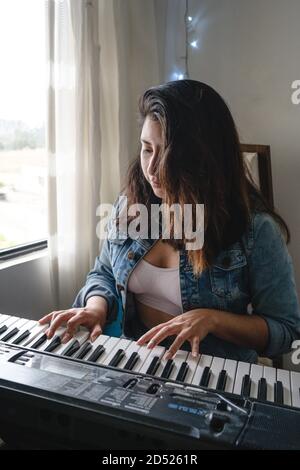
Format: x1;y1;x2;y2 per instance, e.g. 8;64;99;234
0;0;47;256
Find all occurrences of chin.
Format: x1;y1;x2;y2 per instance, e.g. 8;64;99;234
153;187;163;197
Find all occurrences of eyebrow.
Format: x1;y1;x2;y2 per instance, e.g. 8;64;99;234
140;138;161;147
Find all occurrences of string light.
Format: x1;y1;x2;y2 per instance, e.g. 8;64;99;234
183;0;190;79
173;0;199;81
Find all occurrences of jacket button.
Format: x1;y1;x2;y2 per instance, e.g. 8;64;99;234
221;256;231;268
127;250;135;260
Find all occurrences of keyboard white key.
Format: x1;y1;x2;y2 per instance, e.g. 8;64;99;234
93;336;122;364
276;368;291;406
76;334;110;361
101;338;132;366
0;316;21;338
5;319;37;344
263;366;276;402
0;314;10;325
181;353;201;384
223;359;237;393
250;364;263;399
290;371;300;408
116;340;142;370
166;350;189;381
22;323;49;347
130;345;152;372
138;345;165;375
208;356;225;390
233;361;250;395
191;354;213;386
39;326;67;351
55;328;90;355
0;316;26;340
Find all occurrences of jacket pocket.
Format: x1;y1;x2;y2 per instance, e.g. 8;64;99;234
209;249;248;298
107;227;128;267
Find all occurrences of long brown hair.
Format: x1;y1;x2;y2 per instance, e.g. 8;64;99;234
121;80;290;275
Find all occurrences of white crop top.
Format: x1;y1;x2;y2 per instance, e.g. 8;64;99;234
127;258;183;316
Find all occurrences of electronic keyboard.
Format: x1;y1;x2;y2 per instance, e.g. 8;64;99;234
0;313;300;449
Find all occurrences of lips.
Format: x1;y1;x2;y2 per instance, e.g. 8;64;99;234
151;179;160;186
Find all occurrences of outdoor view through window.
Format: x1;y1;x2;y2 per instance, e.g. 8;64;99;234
0;0;46;251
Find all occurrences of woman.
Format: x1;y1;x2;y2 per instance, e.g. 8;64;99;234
40;79;300;363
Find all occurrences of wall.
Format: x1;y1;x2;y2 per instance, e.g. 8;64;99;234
163;0;300;369
0;251;53;320
185;0;300;298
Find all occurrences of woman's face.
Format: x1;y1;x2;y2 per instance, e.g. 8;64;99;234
140;115;164;199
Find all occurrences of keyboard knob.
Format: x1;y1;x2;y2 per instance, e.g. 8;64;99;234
206;411;230;433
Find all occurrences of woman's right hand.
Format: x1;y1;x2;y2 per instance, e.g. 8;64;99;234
39;297;108;343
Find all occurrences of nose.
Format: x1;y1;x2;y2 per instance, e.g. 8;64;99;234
148;153;159;179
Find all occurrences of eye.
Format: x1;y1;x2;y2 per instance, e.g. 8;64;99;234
142;148;152;155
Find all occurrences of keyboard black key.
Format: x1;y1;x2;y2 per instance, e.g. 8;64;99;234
44;335;61;352
241;374;251;397
123;352;139;370
108;349;125;367
12;330;31;345
161;359;174;379
62;340;81;357
31;333;48;349
1;327;19;342
74;341;92;359
200;366;211;387
258;377;267;401
146;356;160;375
0;325;8;336
216;369;227;391
176;362;189;382
87;344;105;362
274;381;284;405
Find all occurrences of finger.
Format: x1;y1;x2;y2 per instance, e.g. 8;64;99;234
39;314;51;325
190;337;200;357
90;323;102;342
146;324;178;350
164;333;187;360
136;324;165;346
46;311;74;339
61;313;85;340
39;310;64;325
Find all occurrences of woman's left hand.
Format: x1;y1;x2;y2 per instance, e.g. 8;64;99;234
136;308;217;360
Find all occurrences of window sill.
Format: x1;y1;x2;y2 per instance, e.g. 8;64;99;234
0;248;49;271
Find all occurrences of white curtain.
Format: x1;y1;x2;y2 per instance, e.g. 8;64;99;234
46;0;161;310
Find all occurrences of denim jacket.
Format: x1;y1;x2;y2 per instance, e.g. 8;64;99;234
73;200;300;363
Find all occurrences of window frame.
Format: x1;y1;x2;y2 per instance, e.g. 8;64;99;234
0;239;48;261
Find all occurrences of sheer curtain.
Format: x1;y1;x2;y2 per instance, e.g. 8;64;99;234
46;0;160;310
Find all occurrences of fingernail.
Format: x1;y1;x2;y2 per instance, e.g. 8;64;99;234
164;353;171;360
192;352;198;357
